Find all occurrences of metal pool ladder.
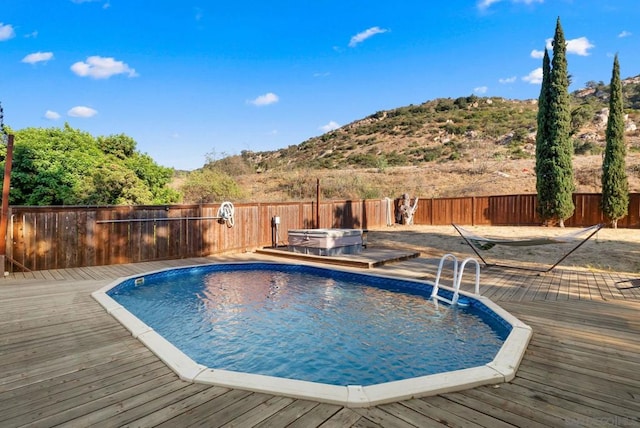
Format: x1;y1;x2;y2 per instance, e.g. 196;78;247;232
430;254;481;306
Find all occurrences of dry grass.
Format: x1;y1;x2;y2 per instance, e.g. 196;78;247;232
236;153;640;202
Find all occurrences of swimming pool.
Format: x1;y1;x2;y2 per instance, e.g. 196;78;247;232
93;261;532;407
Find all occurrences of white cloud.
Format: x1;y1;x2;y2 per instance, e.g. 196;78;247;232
499;76;517;84
479;0;542;10
566;37;594;56
618;30;632;38
522;67;543;84
71;56;138;79
530;49;545;59
474;86;488;94
544;36;594;56
44;110;61;120
67;106;98;118
348;26;388;48
478;0;501;9
0;23;15;41
249;92;279;106
22;52;54;64
320;121;340;133
71;0;111;7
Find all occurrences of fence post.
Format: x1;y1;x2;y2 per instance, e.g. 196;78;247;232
0;134;14;274
472;196;475;226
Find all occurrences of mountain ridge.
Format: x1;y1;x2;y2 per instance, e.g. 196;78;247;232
241;76;639;172
211;76;640;202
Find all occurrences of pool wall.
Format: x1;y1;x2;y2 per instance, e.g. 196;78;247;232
92;262;532;408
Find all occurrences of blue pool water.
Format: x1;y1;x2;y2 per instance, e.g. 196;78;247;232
108;263;511;386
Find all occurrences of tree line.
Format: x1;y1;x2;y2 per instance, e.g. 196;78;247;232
536;18;629;228
1;124;180;206
0;123;245;206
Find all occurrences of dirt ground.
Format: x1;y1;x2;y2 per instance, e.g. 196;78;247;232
366;224;640;275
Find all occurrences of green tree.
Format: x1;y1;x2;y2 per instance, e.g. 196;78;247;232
125;152;180;204
601;54;629;228
83;163;154;205
536;18;575;227
10;125;103;205
535;48;554;221
5;125;180;206
97;133;136;159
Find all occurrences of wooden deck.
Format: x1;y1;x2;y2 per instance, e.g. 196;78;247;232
1;252;639;427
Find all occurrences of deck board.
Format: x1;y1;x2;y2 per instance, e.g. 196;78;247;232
0;252;639;427
116;386;232;428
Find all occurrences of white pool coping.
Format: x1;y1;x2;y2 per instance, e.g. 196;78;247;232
92;262;532;408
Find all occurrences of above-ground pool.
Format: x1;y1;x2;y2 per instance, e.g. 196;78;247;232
93;262;532;407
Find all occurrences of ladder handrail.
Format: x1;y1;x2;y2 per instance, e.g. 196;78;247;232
432;254;481;306
452;257;481;305
430;253;458;300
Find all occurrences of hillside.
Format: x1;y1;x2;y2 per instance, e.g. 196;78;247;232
213;77;640;202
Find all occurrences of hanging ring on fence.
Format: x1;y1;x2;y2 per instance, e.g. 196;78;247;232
217;201;235;228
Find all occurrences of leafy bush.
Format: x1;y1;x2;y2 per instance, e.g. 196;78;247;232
511;128;530;143
509;147;531;159
347;153;379;168
435;98;456;112
571;104;595;134
409;146;443;162
8;125;179;205
573;140;603;155
441;123;466;135
206;154;254;176
181;168;243;203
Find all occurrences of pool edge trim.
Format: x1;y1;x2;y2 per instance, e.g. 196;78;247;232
91;262;532;408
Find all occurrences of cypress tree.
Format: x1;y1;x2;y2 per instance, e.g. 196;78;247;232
542;18;575;227
601;54;629;228
535;48;554;222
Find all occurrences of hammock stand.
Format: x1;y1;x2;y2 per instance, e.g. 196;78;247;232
452;223;604;273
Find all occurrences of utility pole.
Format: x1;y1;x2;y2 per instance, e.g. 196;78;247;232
0;103;14;275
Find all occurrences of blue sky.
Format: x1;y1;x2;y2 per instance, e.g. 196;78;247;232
1;0;638;170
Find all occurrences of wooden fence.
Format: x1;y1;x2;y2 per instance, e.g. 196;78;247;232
412;193;640;227
4;193;639;272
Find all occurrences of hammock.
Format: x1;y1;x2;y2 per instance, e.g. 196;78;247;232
452;223;604;272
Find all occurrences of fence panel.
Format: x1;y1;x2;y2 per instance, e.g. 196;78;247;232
362;199;387;228
626;193;640;228
472;197;491;225
4;193;639;272
412;199;432;225
431;198;474;225
568;194;604;227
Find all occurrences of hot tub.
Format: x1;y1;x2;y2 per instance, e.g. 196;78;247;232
288;228;363;256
